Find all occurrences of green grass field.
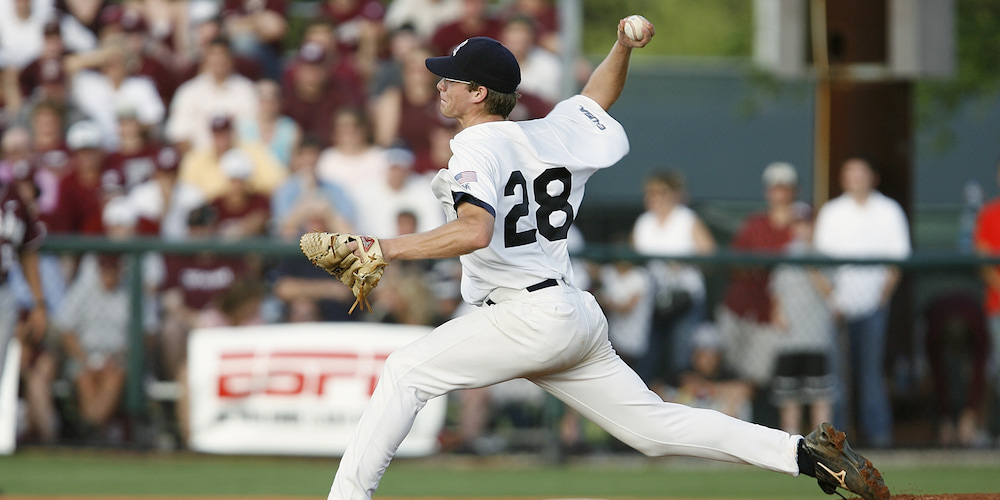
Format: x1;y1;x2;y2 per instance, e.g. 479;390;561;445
1;449;998;498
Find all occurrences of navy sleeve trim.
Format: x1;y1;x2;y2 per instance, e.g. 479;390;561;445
453;192;496;218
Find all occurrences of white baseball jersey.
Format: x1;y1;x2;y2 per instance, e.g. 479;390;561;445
430;94;629;304
331;94;803;500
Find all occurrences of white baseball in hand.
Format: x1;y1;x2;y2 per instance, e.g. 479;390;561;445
623;15;648;42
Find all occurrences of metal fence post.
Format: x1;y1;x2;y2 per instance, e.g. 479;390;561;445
125;251;145;425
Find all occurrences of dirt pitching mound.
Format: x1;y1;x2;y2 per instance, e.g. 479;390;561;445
891;495;999;500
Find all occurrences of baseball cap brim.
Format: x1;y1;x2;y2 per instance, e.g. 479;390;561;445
425;56;471;83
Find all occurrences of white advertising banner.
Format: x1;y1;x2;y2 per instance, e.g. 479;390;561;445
0;339;21;455
187;322;445;457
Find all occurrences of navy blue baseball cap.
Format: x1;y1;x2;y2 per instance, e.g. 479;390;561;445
425;37;520;94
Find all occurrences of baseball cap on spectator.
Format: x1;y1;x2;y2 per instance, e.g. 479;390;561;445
67;120;103;150
297;42;326;64
425;37;520;94
210;114;233;132
762;162;798;187
156;146;181;172
220;149;253;180
385;147;415;169
39;58;65;85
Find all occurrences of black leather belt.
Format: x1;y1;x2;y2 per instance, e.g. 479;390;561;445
485;279;558;306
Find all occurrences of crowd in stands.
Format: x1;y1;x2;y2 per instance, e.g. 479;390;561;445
1;0;996;454
0;0;568;446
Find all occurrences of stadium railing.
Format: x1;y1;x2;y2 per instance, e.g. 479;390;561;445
34;236;999;449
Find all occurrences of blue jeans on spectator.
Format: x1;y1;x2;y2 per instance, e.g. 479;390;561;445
639;298;705;385
846;306;893;447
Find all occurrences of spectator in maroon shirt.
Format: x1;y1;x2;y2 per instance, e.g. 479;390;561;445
282;19;366;96
429;0;503;55
15;20;67;99
23;55;69;105
281;42;365;148
48;120;109;235
157;204;247;381
721;163;799;321
370;45;451;175
717;162;800;389
26;102;72;218
106;107;160;191
210;149;270;239
13;57;88;131
220;0;288;79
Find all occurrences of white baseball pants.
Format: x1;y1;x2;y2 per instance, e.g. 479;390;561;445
328;282;802;500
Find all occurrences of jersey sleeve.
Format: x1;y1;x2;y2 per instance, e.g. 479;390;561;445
517;94;629;169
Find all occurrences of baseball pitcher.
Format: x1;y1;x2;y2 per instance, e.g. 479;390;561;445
301;16;889;500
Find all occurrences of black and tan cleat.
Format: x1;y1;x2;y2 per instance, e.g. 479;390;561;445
802;422;890;500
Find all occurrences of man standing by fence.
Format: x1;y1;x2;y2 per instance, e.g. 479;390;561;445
813;158;910;448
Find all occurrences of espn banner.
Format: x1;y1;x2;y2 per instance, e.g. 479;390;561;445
0;339;20;455
187;322;445;457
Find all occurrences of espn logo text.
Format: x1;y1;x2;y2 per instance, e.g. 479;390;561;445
216;350;391;399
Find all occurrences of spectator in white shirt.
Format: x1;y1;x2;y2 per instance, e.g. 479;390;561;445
354;147;443;236
813;157;911;448
631;170;716;387
315;107;388;198
164;36;258;152
0;0;50;69
68;36;164;150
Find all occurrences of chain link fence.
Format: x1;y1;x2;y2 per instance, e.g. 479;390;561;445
9;237;1000;452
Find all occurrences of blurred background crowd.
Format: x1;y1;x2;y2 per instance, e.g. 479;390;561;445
1;0;998;459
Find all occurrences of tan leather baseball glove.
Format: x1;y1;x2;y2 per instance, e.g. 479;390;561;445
299;232;387;313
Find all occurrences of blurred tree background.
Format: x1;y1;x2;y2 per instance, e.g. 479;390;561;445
581;0;752;57
915;0;1000;151
577;0;1000;149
